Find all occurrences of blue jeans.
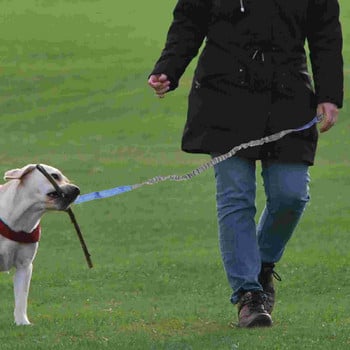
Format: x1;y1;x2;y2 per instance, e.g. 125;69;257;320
213;156;310;304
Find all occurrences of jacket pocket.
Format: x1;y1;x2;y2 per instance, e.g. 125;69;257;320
192;66;249;95
194;44;274;93
273;69;316;98
193;47;250;94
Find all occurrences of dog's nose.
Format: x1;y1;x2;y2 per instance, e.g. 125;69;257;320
61;184;80;202
69;185;80;201
71;185;80;197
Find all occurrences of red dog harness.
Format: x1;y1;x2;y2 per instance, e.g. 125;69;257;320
0;219;41;243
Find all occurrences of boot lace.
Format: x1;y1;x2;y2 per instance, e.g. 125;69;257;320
263;263;282;281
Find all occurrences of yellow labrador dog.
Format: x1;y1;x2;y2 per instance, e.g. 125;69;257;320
0;164;79;325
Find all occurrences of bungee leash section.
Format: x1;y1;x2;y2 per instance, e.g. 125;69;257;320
74;115;323;205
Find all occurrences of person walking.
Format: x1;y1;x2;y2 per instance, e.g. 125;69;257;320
148;0;343;328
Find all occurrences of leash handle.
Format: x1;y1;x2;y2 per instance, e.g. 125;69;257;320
36;164;93;268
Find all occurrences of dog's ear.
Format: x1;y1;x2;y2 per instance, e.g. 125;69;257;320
4;164;37;181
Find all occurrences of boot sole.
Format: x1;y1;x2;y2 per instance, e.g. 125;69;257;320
238;313;273;328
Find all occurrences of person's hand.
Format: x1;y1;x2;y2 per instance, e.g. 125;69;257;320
317;102;339;133
148;74;170;98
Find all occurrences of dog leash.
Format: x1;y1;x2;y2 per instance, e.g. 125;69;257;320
74;115;323;205
36;164;93;269
34;115;321;269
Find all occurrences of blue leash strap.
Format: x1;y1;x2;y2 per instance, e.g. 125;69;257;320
74;115;322;205
74;185;133;204
293;115;321;132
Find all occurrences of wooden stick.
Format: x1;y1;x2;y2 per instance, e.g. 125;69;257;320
36;164;93;268
66;208;93;268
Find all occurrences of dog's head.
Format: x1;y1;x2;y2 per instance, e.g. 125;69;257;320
4;164;80;211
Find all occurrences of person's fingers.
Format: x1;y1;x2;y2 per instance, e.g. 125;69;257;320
154;82;170;94
319;113;333;133
157;81;170;91
148;74;161;88
148;75;170;94
148;74;169;85
317;104;323;117
318;103;339;133
154;86;171;98
158;74;168;82
156;85;170;94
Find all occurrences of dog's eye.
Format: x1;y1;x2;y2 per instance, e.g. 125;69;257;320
51;173;60;181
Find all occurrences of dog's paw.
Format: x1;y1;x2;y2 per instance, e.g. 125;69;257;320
15;316;31;326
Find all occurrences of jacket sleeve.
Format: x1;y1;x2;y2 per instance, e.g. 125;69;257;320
306;0;343;108
149;0;211;91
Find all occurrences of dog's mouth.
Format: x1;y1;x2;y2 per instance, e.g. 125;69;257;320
46;185;80;210
47;191;60;199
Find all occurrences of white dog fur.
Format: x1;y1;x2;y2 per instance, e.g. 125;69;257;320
0;164;79;325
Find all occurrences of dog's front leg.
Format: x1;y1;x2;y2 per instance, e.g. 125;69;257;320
14;264;33;325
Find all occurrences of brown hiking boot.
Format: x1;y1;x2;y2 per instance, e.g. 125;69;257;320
258;263;281;314
237;290;272;328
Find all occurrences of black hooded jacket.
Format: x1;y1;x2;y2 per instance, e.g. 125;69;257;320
150;0;343;163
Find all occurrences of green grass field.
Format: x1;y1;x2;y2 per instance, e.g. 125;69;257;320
0;1;349;349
